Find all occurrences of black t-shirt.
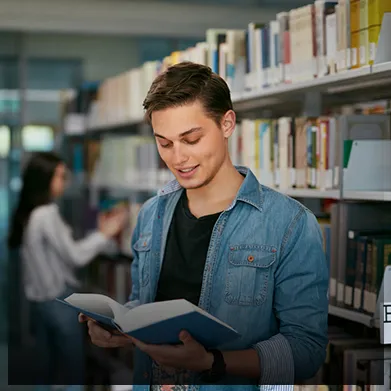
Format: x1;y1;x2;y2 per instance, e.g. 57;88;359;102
154;190;221;305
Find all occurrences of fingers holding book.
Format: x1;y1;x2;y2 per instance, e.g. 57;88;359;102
78;313;89;323
78;312;132;348
79;310;213;372
128;330;213;372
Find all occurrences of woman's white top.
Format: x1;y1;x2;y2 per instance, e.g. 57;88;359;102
21;202;113;302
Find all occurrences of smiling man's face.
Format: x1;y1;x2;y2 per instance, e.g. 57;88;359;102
151;99;234;190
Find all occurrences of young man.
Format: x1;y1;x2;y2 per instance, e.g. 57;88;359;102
81;62;329;390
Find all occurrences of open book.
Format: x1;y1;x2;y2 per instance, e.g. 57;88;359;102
57;293;240;348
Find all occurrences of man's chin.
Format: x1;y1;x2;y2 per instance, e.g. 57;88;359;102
177;180;201;190
177;176;214;190
175;177;205;190
182;183;205;190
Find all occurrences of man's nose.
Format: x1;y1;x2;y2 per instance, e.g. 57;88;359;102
172;145;189;165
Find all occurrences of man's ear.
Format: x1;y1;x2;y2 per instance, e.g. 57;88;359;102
221;110;236;139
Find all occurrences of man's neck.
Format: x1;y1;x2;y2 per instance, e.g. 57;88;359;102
185;161;244;218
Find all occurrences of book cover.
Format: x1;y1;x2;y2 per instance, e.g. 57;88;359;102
56;294;240;348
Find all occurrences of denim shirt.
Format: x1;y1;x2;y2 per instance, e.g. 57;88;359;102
126;166;329;391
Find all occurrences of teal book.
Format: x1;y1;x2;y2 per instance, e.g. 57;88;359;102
57;294;240;348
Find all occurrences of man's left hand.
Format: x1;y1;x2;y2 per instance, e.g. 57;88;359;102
129;330;213;372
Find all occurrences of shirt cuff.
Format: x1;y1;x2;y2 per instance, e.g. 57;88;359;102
252;333;295;385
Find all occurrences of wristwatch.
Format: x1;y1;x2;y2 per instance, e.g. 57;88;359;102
200;349;226;383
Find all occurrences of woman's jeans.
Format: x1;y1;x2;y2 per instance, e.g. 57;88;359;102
30;287;85;389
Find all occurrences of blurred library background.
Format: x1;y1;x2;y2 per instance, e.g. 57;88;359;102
1;0;391;390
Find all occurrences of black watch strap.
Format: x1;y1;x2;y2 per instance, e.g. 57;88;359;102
200;349;226;383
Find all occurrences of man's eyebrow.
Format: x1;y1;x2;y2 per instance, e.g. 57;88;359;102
154;127;202;140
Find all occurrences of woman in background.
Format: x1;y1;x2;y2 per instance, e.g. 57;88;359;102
8;151;127;391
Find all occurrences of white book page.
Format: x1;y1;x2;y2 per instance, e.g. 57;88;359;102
117;299;193;332
64;293;129;321
117;299;236;333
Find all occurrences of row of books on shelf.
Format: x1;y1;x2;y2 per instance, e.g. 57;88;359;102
84;113;391;195
329;201;391;317
90;135;175;189
231;113;390;192
62;0;391;130
315;201;391;320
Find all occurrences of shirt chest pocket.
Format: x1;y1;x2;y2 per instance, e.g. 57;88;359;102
133;234;153;287
224;244;277;306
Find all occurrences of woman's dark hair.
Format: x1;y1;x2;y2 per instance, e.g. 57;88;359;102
7;151;64;249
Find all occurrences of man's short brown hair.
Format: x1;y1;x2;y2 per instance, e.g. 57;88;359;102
143;61;233;126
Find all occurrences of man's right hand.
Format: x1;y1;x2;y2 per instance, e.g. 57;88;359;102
78;313;133;348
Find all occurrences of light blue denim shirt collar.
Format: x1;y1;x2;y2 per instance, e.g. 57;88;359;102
156;165;263;213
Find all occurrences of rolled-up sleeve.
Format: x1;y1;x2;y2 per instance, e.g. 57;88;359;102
252;208;329;385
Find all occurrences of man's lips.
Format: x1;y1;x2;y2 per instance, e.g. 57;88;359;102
176;165;199;177
177;166;198;173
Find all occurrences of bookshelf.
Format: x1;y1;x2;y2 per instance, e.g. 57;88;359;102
88;117;145;133
59;3;391;390
343;191;391;201
67;62;391;137
86;185;391;203
232;61;391;114
328;304;378;328
85;184;391;203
